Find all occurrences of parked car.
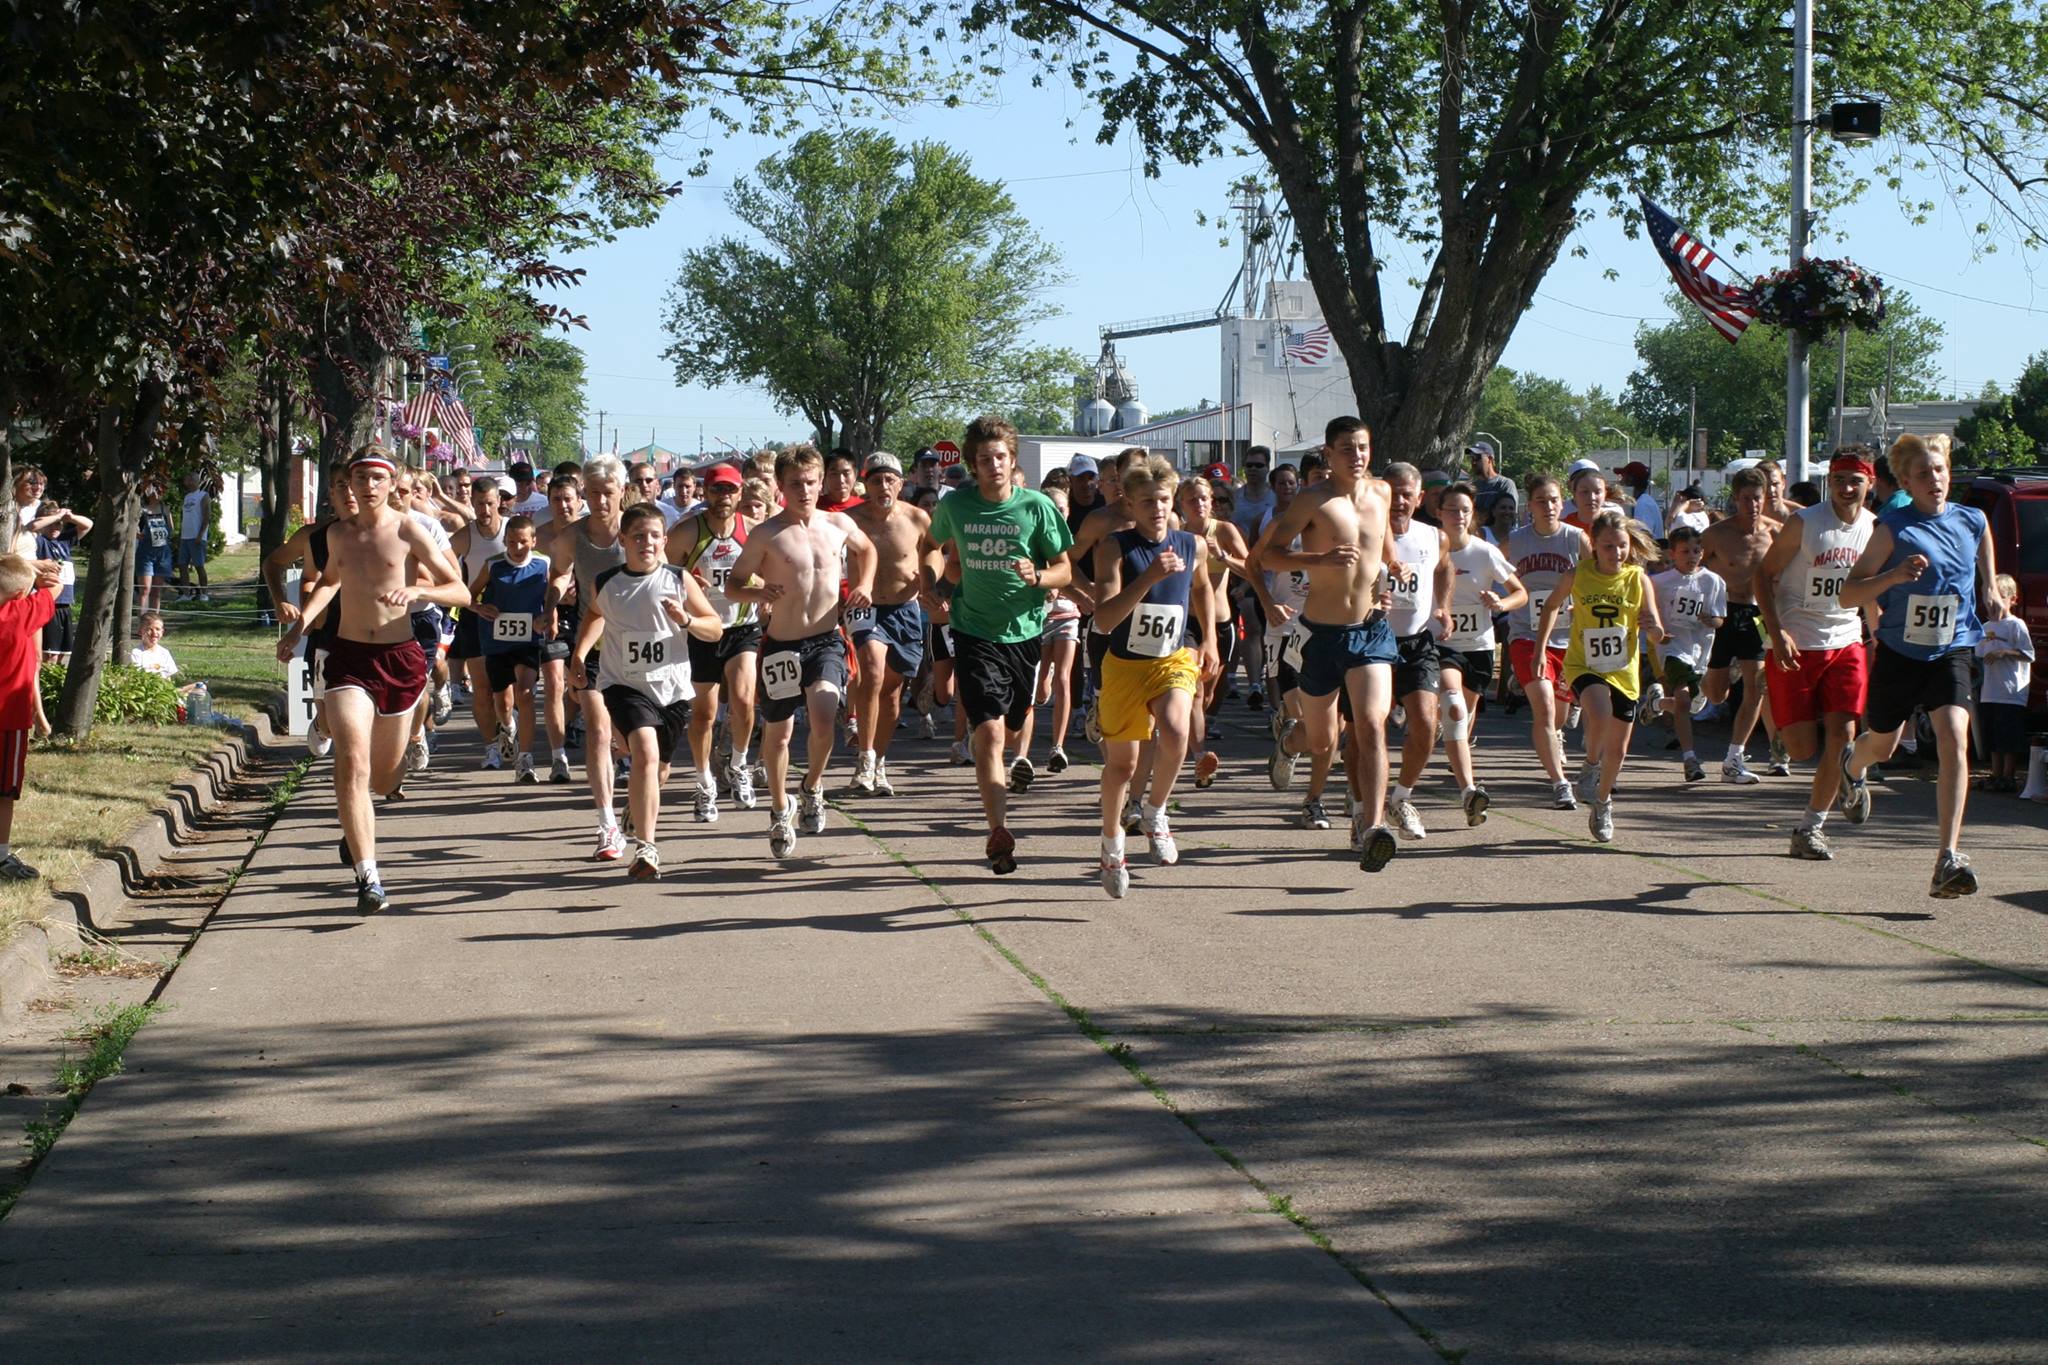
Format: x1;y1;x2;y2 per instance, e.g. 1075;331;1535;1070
1955;466;2048;721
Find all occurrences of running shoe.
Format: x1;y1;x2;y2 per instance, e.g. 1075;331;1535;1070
1789;824;1832;861
1463;786;1490;827
1683;756;1706;784
0;852;41;881
307;726;333;758
1193;750;1220;789
694;786;719;824
1046;746;1070;774
797;786;827;835
921;712;938;740
1140;807;1179;865
1768;738;1793;777
1247;689;1265;711
1359;824;1398;873
355;878;390;916
872;760;895;798
1721;755;1761;785
1390;703;1406;731
627;840;662;881
950;739;973;766
594;824;627;861
495;723;514;758
1551;779;1577;811
1838;745;1871;824
769;811;797;860
431;684;453;725
1350;810;1368;853
1389;797;1426;841
1298;797;1331;831
986;827;1018;875
727;760;759;810
1099;850;1130;899
1268;721;1301;791
406;737;430;774
1121;797;1143;835
615;754;631;783
852;749;879;795
482;743;503;772
1008;756;1036;794
1640;681;1664;722
1084;704;1103;746
549;754;572;784
1930;851;1979;899
1565;704;1582;730
1575;762;1602;806
514;753;536;784
1588;799;1615;844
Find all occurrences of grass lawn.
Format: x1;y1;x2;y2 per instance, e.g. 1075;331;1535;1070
128;542;289;720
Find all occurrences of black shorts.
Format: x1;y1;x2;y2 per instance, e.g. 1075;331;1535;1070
688;620;762;688
758;629;849;724
1572;674;1638;723
1190;616;1237;677
601;684;691;755
954;632;1042;730
542;605;579;665
1441;644;1494;694
1392;629;1441;699
42;602;74;653
449;610;485;662
1708;602;1767;669
1980;702;2031;756
484;645;541;692
928;620;955;664
409;607;443;651
1865;643;1972;734
1086;627;1111;677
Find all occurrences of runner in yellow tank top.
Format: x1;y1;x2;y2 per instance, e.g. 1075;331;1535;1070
1533;508;1667;843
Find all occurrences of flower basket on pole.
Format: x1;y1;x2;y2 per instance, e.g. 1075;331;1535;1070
1750;258;1886;341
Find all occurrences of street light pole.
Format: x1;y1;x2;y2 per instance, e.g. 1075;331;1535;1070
1786;0;1815;485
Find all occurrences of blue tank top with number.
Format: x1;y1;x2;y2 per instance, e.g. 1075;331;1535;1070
1107;528;1197;661
480;554;550;655
1873;501;1985;660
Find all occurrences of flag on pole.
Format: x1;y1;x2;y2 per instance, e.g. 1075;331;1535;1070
1273;321;1335;368
441;396;480;462
401;386;443;434
1639;195;1756;344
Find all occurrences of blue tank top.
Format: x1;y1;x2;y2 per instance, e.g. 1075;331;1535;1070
1873;501;1986;660
480;554;551;654
1107;527;1197;661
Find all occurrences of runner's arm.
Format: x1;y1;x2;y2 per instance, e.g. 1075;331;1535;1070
720;530;781;606
1190;540;1222;679
1486;568;1529;616
262;524;314;623
387;519;469;610
1531;565;1577;675
276;579;340;660
569;596;605;686
1431;529;1454;634
1839;525;1908;611
1214;522;1253;581
1753;518;1805;658
1639;576;1668;645
1088;538;1131;630
1245;494;1314;577
839;515;878;610
1977;517;2006;621
466;563;498;618
667;573;725;642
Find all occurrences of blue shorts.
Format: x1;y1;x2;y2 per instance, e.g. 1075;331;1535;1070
136;545;175;579
175;538;207;571
1296;615;1396;698
850;599;926;678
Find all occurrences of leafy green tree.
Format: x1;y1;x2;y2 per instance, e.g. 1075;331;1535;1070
424;287;589;464
953;0;2048;468
1470;370;1640;481
1623;291;1944;456
664;130;1067;453
1955;353;2048;465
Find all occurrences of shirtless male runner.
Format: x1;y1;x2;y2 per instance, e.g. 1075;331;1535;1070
1699;467;1783;784
847;452;936;799
1247;415;1401;873
263;460;357;758
724;445;877;859
543;455;631;860
280;448;468;914
667;462;762;820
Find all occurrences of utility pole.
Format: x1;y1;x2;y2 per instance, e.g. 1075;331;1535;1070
1832;328;1850;450
596;409;606;456
1785;0;1814;485
1688;384;1699;475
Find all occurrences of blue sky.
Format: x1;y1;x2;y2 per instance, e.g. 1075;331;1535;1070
559;73;2048;456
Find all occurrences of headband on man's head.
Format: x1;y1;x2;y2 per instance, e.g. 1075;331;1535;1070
1829;450;1876;480
350;451;396;475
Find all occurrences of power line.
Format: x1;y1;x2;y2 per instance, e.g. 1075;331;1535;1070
1870;268;2048;316
1535;290;1660;322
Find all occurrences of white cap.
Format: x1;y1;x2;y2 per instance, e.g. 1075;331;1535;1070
1565;458;1603;484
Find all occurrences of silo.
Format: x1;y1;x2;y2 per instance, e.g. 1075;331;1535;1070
1078;398;1117;436
1114;399;1149;431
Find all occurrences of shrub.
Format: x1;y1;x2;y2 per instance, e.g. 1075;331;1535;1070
37;662;182;727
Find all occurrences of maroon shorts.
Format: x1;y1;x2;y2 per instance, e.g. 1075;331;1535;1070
1767;643;1869;727
0;728;27;801
321;638;429;718
1508;639;1572;705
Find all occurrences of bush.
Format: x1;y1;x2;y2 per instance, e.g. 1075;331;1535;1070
37;662;182;727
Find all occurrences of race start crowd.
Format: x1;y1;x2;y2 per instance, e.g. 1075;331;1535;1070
231;415;2024;915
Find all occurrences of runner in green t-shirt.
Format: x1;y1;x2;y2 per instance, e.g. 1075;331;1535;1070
920;416;1076;874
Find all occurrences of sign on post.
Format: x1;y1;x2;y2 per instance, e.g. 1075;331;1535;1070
282;569;316;737
934;440;962;470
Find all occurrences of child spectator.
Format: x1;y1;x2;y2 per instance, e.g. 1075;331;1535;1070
1975;574;2035;792
129;610;182;681
36;503;92;664
1;552;63;880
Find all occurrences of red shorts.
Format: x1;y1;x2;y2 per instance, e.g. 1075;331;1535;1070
0;727;27;801
1767;643;1868;727
1509;639;1572;704
321;638;429;717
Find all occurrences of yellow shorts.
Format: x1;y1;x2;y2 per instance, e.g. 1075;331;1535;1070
1098;648;1200;742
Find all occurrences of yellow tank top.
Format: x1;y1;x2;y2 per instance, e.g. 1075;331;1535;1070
1563;559;1645;698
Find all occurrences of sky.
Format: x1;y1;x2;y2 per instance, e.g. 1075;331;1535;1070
557;69;2048;458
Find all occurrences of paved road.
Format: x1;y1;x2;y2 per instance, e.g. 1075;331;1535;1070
2;701;2045;1362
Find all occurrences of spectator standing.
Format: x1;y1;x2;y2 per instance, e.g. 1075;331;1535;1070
1615;460;1665;537
176;471;212;602
1466;442;1518;524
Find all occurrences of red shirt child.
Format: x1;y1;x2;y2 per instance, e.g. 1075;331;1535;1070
0;555;59;880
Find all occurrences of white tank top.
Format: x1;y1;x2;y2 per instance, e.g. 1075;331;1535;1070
1386;521;1442;637
1265;534;1310;621
683;518;753;629
1508;524;1582;647
461;518;508;583
592;563;694;704
1779;503;1873;651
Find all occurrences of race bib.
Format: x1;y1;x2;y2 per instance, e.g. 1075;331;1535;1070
492;613;533;643
1388;562;1421;611
1526;591;1550;628
1903;593;1958;649
148;523;169;548
57;560;76;587
846;604;876;632
1806;569;1848;608
1669;590;1705;622
1127;602;1186;659
1581;626;1629;669
1281;630;1306;671
619;629;676;683
761;649;801;701
1446;608;1486;645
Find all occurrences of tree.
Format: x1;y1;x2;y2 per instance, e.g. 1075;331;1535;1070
664;130;1067;453
1955;352;2048;466
1470;370;1639;482
1623;292;1944;457
423;286;590;463
953;0;2048;469
887;353;1086;455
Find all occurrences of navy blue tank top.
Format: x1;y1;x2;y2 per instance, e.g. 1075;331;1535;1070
1108;527;1197;661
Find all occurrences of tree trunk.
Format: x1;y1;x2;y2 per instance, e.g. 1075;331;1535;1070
312;309;391;465
255;369;293;610
107;407;137;648
54;379;166;739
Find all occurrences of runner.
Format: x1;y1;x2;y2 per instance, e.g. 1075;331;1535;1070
668;463;762;820
262;461;359;758
919;416;1075;874
1436;482;1527;826
1381;463;1454;842
1699;468;1783;784
447;477;516;769
543;455;632;859
277;448;468;914
1755;448;1877;859
846;452;934;798
1176;475;1251;789
723;445;877;859
569;503;724;878
1246;415;1400;871
1646;525;1728;783
819;449;864;514
468;515;554;783
1506;474;1591;809
1838;434;2004;896
1533;509;1666;842
1067;448;1147;821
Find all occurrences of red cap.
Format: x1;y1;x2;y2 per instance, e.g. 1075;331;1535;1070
1829;450;1875;479
704;463;742;489
1613;460;1651;481
1203;463;1232;480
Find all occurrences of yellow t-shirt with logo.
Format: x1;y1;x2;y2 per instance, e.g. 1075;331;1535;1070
1562;559;1646;699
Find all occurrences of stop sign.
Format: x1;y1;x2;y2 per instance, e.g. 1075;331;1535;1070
934;440;961;469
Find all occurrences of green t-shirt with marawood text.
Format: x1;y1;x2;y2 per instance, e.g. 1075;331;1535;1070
929;485;1075;643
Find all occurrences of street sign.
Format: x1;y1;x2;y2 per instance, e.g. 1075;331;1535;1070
934;440;961;469
282;570;316;737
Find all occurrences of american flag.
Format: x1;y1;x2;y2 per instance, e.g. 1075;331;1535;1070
1281;322;1333;365
1640;194;1756;344
400;385;442;433
441;396;480;462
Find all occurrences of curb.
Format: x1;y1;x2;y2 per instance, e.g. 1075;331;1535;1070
0;709;290;1025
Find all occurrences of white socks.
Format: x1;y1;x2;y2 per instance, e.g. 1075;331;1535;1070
354;858;380;886
1391;783;1413;803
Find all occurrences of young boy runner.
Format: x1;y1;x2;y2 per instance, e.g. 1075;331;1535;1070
1176;476;1252;790
469;515;553;783
448;477;517;770
570;504;724;879
1839;434;2005;897
847;452;936;799
1700;469;1784;784
668;463;762;819
1534;509;1666;843
920;416;1075;874
1381;463;1455;841
1436;482;1527;825
724;445;877;859
1091;458;1221;896
1755;448;1877;859
1647;525;1728;783
544;456;630;859
1506;474;1591;809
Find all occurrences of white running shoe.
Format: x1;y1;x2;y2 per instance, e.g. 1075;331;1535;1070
1389;797;1426;841
482;743;503;771
872;759;895;798
1298;798;1331;831
514;753;536;784
594;824;627;861
727;760;758;810
1121;796;1143;835
921;711;938;740
1589;798;1615;843
852;749;879;795
950;739;973;766
768;810;796;860
1722;755;1761;785
798;786;827;835
1140;807;1178;865
1008;756;1035;793
1574;762;1601;806
307;726;333;758
1551;779;1577;810
1268;720;1300;791
694;785;719;823
1100;850;1130;899
406;737;430;774
627;840;661;880
1566;704;1582;730
549;753;572;784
